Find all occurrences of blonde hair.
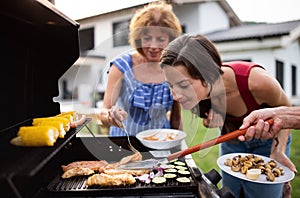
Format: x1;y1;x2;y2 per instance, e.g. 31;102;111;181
129;1;182;56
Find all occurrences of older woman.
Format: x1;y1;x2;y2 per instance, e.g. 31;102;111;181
98;1;182;136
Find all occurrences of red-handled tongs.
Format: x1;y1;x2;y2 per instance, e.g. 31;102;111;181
118;119;274;169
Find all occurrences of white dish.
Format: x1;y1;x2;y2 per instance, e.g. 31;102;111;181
136;129;186;150
217;153;295;184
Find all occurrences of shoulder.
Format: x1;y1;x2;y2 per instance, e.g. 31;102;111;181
248;67;289;105
248;67;276;91
111;54;132;66
110;54;132;73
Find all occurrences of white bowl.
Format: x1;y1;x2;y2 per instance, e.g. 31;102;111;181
136;129;186;150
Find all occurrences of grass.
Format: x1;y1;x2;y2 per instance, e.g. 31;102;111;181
182;110;300;197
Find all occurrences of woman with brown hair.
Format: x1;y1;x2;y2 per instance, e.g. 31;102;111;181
160;34;294;197
98;1;182;136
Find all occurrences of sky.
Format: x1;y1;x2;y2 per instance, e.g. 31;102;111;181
55;0;300;23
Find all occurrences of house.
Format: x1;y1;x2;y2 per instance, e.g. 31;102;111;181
58;0;300;108
205;20;300;105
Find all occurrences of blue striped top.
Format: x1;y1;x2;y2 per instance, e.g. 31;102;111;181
108;53;173;136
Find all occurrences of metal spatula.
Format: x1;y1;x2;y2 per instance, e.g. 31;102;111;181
118;119;274;170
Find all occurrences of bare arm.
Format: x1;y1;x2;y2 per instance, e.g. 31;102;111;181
245;67;296;172
97;65;127;127
240;106;300;139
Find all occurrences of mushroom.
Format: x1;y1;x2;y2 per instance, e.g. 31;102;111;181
224;158;232;166
264;163;272;170
241;166;248;174
243;161;253;168
231;165;241;172
254;157;263;163
268;160;277;168
273;168;281;177
266;172;275;182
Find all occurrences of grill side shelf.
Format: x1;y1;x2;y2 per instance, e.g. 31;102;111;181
28;118;92;176
0;118;91;177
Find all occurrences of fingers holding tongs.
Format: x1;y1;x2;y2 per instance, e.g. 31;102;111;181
111;106;139;153
110;106;128;128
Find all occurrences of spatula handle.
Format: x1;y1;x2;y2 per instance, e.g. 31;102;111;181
167;118;274;161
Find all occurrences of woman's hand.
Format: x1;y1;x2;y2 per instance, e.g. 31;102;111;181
111;106;128;127
269;150;297;173
238;119;276;141
98;106;128;128
238;108;284;141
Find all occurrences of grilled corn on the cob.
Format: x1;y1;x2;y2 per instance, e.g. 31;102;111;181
32;117;70;132
56;114;73;123
56;111;77;121
11;126;58;146
33;120;65;138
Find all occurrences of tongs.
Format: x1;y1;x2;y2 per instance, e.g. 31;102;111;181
118;119;274;170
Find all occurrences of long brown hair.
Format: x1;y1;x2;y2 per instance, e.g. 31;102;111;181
160;34;223;85
160;34;225;118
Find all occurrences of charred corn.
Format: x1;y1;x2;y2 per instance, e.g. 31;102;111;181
16;126;58;146
32;117;70;132
33;120;65;138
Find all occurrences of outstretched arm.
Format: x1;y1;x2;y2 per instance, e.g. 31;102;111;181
239;106;300;141
242;67;296;172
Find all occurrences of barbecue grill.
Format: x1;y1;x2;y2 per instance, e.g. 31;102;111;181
0;1;234;197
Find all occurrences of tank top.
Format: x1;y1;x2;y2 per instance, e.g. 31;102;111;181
221;61;270;134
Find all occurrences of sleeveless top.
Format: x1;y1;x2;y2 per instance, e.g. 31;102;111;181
108;53;173;136
221;61;270;134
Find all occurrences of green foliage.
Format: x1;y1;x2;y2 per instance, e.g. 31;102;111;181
290;130;300;197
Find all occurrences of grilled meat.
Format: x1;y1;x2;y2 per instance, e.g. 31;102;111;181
86;173;136;186
61;160;109;172
61;167;94;178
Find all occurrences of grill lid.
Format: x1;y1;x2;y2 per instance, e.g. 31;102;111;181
0;0;80;131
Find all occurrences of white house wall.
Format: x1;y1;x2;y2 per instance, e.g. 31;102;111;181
199;1;229;34
173;2;230;34
216;39;300;99
173;3;199;33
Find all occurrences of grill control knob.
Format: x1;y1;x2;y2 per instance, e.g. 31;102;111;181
204;169;222;186
217;186;235;198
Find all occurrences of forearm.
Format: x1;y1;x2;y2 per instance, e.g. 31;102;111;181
270;128;290;155
274;106;300;129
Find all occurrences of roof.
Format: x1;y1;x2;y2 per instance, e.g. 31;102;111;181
77;0;241;26
205;20;300;42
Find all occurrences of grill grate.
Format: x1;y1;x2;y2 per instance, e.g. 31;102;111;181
48;173;197;194
50;176;88;191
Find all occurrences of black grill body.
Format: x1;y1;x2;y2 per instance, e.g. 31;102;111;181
0;1;234;197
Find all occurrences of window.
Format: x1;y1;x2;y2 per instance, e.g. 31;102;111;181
181;25;186;33
276;60;284;88
79;28;94;51
292;65;297;96
113;20;130;47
